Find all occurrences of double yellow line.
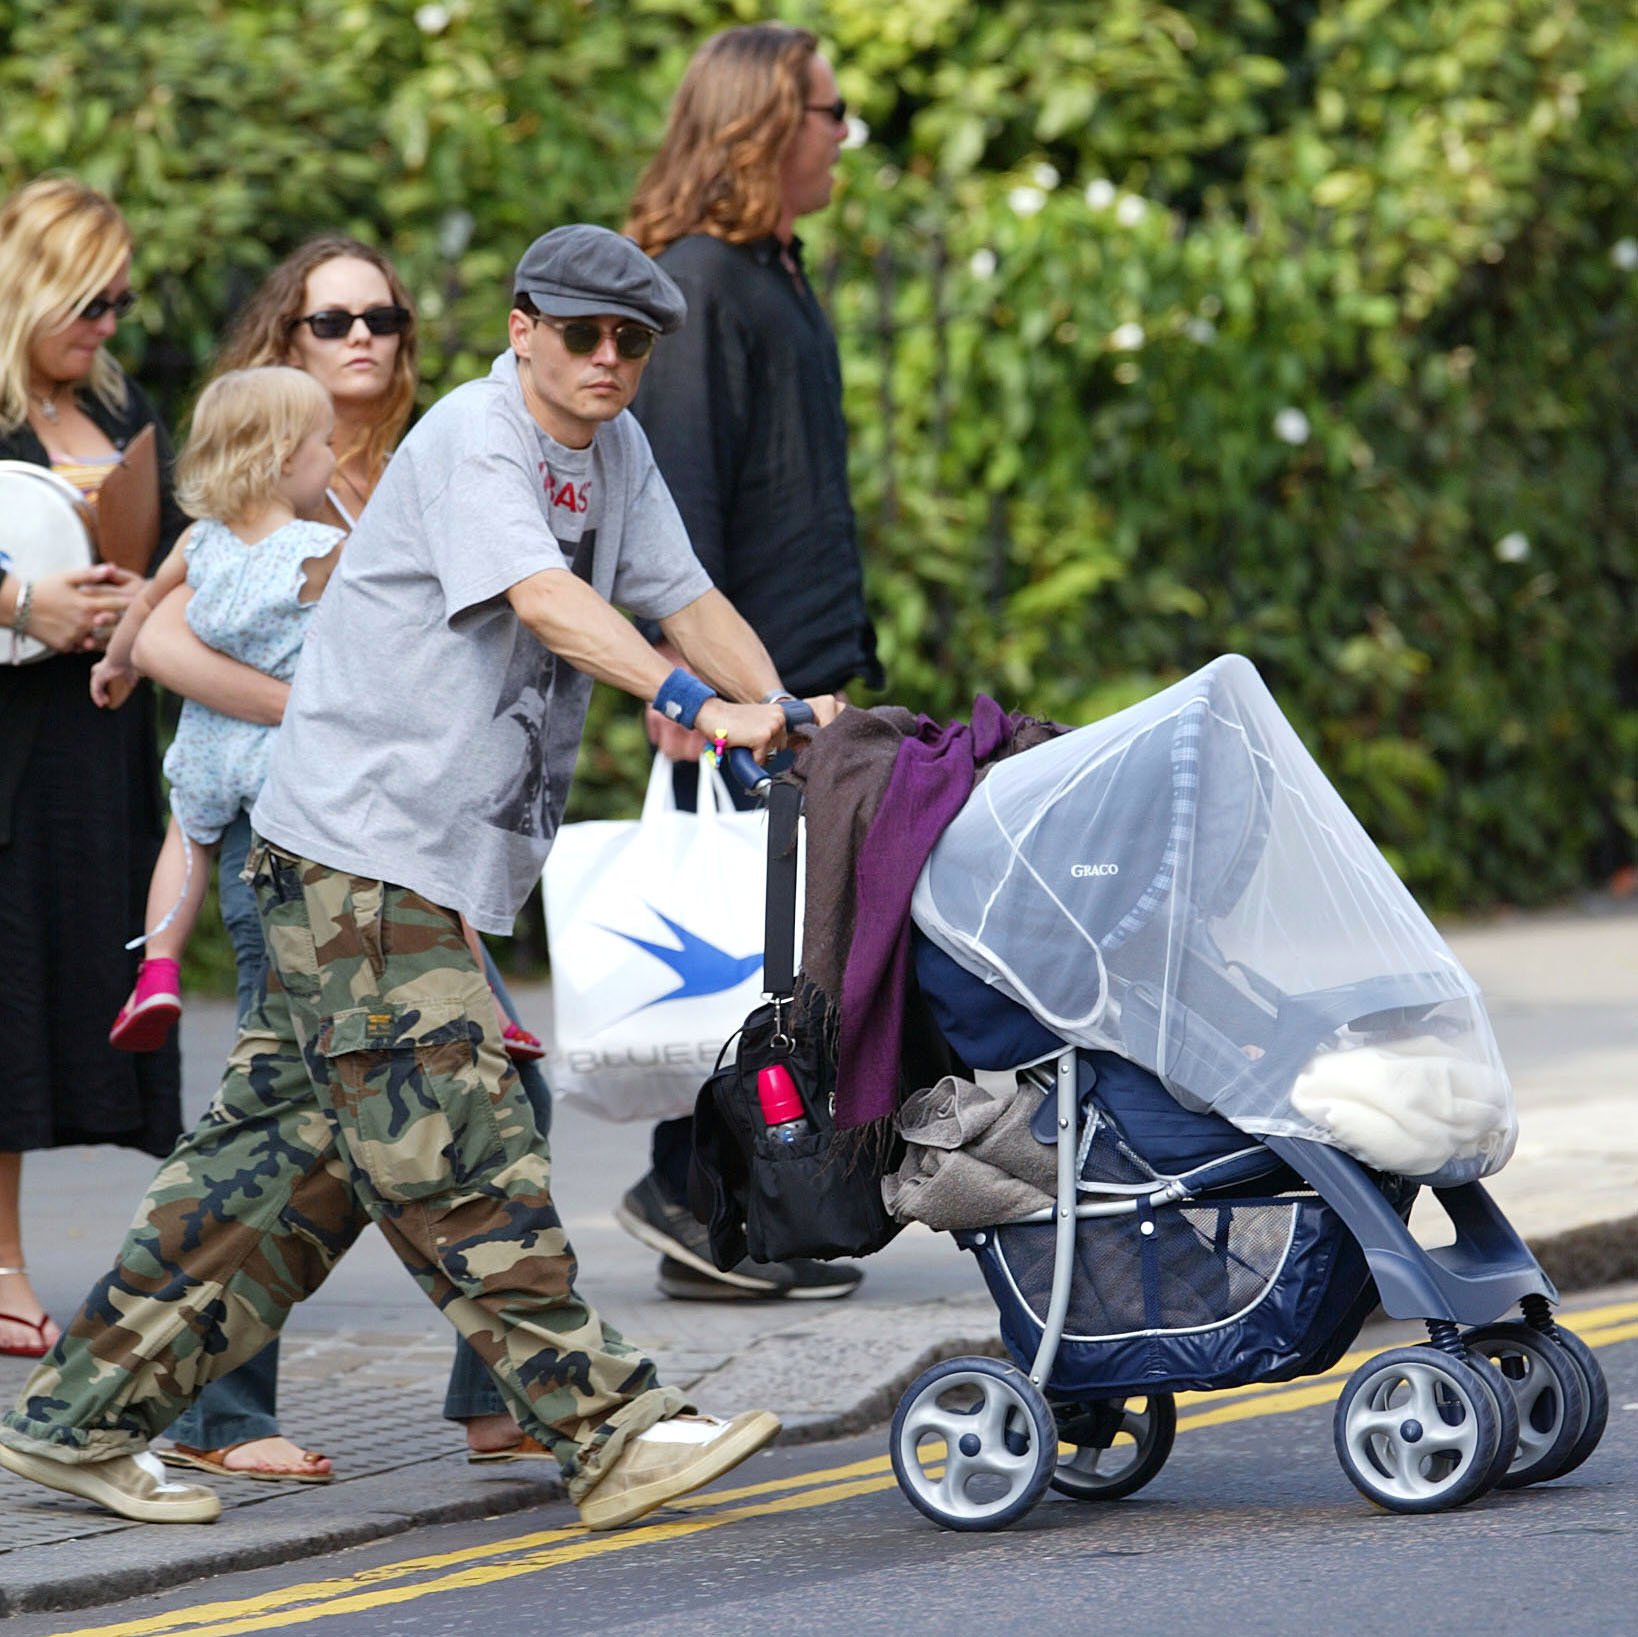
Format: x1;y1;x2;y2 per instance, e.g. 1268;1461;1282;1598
44;1298;1638;1637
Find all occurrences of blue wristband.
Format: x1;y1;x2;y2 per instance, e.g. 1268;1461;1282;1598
653;667;717;730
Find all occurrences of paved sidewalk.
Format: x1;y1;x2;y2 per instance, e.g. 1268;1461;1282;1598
2;899;1633;1614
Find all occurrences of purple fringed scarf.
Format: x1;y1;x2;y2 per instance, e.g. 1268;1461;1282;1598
834;695;1027;1128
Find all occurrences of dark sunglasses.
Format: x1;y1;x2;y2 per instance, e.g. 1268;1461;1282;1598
79;289;137;322
537;315;657;361
806;98;847;123
288;304;412;341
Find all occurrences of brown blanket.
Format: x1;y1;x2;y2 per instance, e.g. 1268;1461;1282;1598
789;702;1064;1123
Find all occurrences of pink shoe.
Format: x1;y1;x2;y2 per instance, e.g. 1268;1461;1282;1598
502;1020;546;1064
109;958;182;1052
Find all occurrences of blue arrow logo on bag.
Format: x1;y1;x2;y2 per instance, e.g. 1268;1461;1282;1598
598;911;762;1012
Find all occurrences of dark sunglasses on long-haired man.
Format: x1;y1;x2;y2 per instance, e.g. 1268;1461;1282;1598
287;304;412;341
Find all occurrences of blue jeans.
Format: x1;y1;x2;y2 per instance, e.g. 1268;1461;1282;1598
170;813;551;1445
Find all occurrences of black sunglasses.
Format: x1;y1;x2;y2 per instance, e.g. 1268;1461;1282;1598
806;98;847;123
288;304;412;341
79;289;137;322
537;315;657;361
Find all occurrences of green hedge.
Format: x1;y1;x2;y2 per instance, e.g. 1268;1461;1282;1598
4;0;1633;925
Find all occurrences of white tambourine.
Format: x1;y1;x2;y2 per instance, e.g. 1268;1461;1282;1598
0;460;97;664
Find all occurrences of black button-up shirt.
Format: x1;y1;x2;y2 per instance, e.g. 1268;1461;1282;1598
632;233;881;698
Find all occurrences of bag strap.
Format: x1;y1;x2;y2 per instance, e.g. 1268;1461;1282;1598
763;776;801;1001
639;752;678;824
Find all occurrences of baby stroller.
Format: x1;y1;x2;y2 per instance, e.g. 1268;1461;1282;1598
874;655;1609;1529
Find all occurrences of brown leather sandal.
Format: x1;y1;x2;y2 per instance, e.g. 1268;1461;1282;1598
467;1433;554;1464
158;1441;334;1484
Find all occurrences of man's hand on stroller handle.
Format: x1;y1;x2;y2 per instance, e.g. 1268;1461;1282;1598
697;698;799;760
722;698;827;792
647;690;842;762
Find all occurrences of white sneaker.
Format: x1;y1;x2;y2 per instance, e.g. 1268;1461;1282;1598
577;1410;780;1531
0;1444;221;1523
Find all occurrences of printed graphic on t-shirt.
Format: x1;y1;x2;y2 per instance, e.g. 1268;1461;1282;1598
541;460;590;517
486;527;597;838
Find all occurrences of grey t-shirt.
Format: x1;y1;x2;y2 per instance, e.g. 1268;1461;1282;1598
252;351;713;933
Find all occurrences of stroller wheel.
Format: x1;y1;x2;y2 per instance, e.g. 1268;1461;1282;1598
1462;1322;1586;1488
890;1356;1057;1531
1049;1393;1176;1503
1334;1345;1504;1513
1540;1324;1610;1478
1462;1350;1523;1494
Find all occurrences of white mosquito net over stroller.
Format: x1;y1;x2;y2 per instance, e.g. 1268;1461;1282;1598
910;655;1516;1185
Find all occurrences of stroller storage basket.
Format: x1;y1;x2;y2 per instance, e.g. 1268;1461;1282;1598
961;1190;1373;1398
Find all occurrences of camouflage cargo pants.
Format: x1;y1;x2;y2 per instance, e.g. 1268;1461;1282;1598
1;840;684;1502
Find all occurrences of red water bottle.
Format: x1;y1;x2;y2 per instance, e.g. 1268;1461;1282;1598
757;1064;810;1144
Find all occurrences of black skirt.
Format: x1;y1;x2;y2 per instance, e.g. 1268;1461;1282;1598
0;654;182;1156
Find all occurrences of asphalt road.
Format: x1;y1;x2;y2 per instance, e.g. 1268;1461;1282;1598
11;1296;1635;1637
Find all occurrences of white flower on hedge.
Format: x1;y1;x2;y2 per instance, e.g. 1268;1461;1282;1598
438;208;473;260
969;248;998;279
1273;407;1311;445
1032;162;1060;191
1009;186;1047;217
1184;317;1217;344
843;115;870;150
1494;531;1531;563
1612;237;1638;272
1115;193;1148;227
414;3;450;33
1085;178;1117;211
1109;322;1145;351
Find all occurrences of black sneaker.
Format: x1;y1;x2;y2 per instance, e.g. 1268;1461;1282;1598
616;1173;863;1301
656;1255;863;1302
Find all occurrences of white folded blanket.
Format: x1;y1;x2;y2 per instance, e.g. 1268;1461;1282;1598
1288;1035;1516;1178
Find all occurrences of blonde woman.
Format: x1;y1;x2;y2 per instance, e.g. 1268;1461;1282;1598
92;367;342;1048
0;177;185;1360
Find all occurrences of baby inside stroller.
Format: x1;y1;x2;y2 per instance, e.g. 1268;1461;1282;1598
872;655;1608;1528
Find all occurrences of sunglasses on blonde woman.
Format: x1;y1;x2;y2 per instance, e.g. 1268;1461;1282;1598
287;305;412;341
79;289;137;322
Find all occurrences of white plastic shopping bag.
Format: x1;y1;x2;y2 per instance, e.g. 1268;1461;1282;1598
544;754;779;1121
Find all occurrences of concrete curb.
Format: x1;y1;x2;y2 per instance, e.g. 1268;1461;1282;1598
1529;1213;1638;1296
0;1459;568;1617
0;1341;1006;1618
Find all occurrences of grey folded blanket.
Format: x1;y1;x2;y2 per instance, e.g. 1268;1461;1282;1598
882;1075;1058;1231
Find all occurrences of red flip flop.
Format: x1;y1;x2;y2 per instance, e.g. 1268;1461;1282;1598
0;1311;53;1359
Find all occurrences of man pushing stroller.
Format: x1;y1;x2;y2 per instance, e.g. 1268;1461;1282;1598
0;225;840;1529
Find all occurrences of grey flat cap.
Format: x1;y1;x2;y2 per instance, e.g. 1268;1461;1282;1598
513;225;687;334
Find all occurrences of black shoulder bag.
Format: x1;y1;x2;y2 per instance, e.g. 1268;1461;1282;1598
687;773;902;1266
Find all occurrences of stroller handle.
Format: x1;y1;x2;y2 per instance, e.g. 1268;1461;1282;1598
727;699;817;795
